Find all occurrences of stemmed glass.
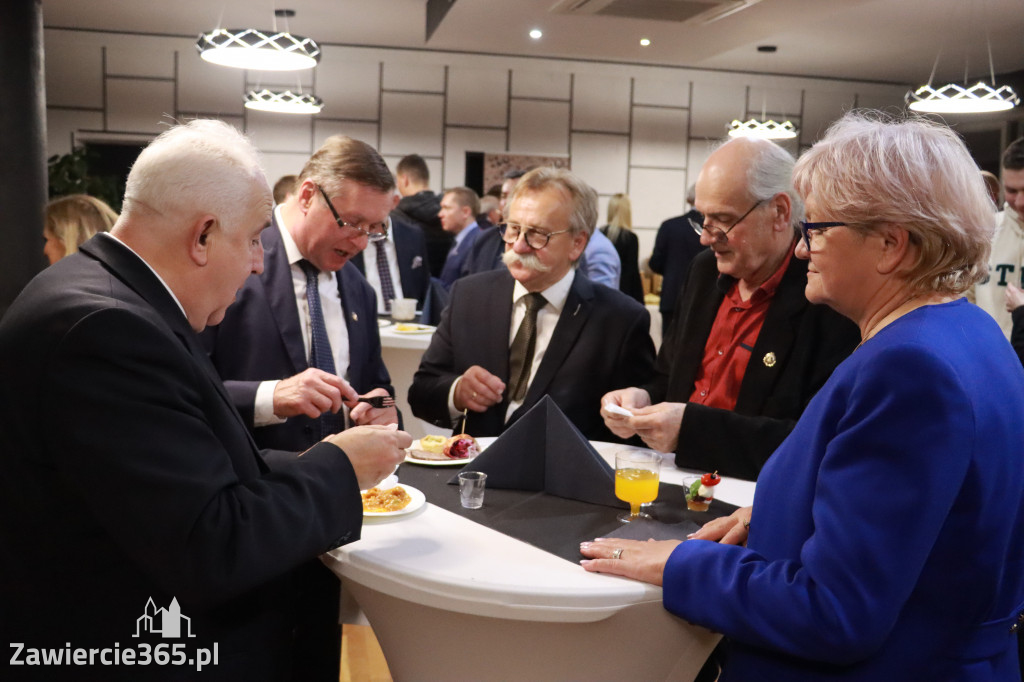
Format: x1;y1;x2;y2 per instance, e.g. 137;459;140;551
614;450;661;522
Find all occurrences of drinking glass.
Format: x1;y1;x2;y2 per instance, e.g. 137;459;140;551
614;450;661;522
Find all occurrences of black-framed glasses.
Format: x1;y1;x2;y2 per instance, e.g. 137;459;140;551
798;221;847;251
499;222;573;250
316;184;389;243
692;199;766;244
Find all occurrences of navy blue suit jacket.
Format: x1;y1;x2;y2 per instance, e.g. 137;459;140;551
202;217;393;452
439;223;480;289
409;269;656;440
349;218;430;305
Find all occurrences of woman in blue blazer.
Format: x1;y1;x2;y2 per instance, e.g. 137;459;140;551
582;112;1024;681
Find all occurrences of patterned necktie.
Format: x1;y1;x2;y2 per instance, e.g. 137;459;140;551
507;293;546;402
375;241;396;313
298;259;341;438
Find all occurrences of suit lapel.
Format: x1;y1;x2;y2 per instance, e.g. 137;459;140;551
80;236;267;467
464;271;515;436
261;218;308;373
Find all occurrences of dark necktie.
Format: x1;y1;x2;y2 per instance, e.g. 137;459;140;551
299;259;342;438
375;241;397;313
507;293;546;402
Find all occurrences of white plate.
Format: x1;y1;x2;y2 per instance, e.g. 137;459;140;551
404;438;482;466
377;318;392;328
362;484;426;518
392;323;435;334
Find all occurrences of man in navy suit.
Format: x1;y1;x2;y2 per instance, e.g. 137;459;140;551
349;216;430;310
203;135;399;454
410;167;656;440
0;120;409;680
650;184;706;333
437;186;481;289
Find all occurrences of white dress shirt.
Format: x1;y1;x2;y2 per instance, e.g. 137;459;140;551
447;268;576;422
254;206;351;426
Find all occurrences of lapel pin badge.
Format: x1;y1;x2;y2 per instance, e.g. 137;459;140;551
763;351;776;367
351;312;358;322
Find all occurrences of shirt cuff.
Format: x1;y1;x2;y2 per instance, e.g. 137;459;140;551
255;380;287;426
447;376;463;422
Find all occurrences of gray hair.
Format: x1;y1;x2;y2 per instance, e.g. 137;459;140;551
123;119;270;231
737;137;804;225
793;110;994;296
507;166;598;237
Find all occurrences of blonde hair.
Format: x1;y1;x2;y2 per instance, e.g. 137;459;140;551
45;194;118;257
605;193;632;242
792;110;994;296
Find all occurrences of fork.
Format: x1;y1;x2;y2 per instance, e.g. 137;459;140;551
357;395;396;409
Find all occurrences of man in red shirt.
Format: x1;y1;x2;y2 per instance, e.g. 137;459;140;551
602;137;858;480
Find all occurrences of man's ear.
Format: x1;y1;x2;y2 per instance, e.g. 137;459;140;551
771;192;792;232
188;216;217;266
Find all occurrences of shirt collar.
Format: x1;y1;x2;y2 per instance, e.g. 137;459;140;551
512;268;575;313
453;221;478;249
275;204;310;268
98;232;188;319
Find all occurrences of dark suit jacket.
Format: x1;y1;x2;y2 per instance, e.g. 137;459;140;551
0;235;362;680
601;225;644;304
460;224;506;277
439;223;481;289
645;248;860;480
349;218;430;305
649;210;706;317
409;269;657;440
201;217;393;453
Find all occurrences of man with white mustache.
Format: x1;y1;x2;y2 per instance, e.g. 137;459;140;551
409;167;657;439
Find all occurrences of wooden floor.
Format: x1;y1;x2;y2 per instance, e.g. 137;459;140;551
340;624;393;682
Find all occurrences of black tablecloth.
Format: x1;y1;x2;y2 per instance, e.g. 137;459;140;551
396;462;737;564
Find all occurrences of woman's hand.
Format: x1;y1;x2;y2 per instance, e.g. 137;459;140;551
687;506;752;546
579;538;682;585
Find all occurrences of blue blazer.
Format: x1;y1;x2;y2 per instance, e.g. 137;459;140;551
202;217;393;452
663;300;1024;681
349;218;431;305
439;223;480;289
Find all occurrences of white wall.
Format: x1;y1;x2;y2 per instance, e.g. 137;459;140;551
44;28;907;262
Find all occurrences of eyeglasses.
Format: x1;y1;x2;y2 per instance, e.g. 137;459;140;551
692;199;766;244
798;221;847;251
316;185;389;243
499;222;573;250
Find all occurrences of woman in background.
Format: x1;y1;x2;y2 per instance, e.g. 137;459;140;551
600;193;644;303
44;194;117;264
582;112;1024;680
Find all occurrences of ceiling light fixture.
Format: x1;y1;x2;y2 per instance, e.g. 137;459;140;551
904;1;1018;114
196;10;320;72
640;38;651;47
727;46;799;141
244;88;323;115
529;28;543;40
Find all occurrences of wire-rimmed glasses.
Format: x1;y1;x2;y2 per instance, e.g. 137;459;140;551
691;199;766;244
498;222;572;249
316;184;389;243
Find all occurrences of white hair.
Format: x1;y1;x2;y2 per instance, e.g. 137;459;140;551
123;119;270;231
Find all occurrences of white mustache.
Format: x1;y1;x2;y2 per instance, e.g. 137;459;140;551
502;250;551;273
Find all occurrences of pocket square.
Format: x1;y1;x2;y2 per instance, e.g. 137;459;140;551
411;256;423;270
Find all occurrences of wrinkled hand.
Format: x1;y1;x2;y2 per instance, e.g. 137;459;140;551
273;368;358;419
1006;283;1024;313
324;424;412;491
599;387;652;439
579;537;681;586
349;387;399;426
454;366;505;412
630;402;685;453
687;506;752;546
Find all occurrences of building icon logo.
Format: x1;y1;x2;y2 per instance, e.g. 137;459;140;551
133;597;195;638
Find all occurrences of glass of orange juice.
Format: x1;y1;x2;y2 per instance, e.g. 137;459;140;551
614;450;661;522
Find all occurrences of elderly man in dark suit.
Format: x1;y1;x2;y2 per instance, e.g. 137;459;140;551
0;120;409;681
602;137;859;481
410;167;656;440
202;135;399;454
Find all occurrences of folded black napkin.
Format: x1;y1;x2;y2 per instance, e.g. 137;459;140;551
450;396;621;507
